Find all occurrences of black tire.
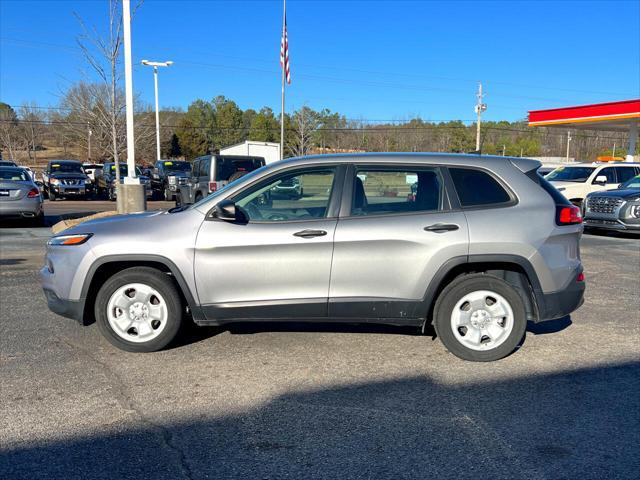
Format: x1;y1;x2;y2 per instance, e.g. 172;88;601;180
31;212;45;227
433;273;527;362
194;192;203;203
95;267;183;352
48;188;56;201
108;187;116;202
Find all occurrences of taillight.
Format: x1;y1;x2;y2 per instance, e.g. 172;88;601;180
209;181;218;193
556;205;582;225
27;188;40;198
576;272;585;282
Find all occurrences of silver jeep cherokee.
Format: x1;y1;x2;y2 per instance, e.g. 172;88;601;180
40;154;585;361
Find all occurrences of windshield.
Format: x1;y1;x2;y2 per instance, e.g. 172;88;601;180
107;164;143;176
162;161;191;172
545;166;595;182
619;175;640;190
0;168;29;181
50;162;83;174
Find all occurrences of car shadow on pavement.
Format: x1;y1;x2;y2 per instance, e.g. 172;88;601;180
0;258;26;266
1;361;638;480
527;315;572;335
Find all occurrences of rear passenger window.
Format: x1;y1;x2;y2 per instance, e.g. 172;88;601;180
449;168;511;207
614;167;636;183
351;168;443;216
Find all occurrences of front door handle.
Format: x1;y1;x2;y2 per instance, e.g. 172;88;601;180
424;223;459;233
293;229;327;238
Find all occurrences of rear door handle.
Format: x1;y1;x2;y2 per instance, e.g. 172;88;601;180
293;229;327;238
424;223;459;233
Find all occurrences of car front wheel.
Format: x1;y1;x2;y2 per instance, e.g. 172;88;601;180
95;267;184;352
433;274;527;362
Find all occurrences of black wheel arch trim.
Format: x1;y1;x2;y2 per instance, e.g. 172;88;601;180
420;253;546;322
80;254;204;322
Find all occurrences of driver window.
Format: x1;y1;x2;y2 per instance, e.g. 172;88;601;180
234;168;336;222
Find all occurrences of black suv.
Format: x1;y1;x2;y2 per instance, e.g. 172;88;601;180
42;160;93;200
150;160;192;201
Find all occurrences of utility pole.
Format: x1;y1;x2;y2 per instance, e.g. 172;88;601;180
565;130;572;163
474;82;487;153
141;60;173;161
612;142;616;158
502;144;506;156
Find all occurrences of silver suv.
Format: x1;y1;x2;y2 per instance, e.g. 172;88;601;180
40;154;585;361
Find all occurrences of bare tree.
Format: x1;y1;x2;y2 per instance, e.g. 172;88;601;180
72;0;142;183
19;103;46;164
287;106;320;157
0;103;22;160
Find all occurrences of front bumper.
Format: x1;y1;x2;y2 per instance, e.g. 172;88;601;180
535;267;585;321
584;217;640;233
52;185;93;196
42;288;85;323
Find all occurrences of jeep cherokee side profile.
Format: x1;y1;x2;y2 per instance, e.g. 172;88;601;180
40;154;585;361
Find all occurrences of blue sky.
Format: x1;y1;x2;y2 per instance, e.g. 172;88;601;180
1;0;639;123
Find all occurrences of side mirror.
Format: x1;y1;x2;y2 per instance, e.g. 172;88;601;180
594;175;607;185
214;200;238;222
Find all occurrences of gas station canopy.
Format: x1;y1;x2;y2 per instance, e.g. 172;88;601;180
528;99;639;161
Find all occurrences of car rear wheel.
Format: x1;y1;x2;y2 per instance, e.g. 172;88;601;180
95;267;183;352
433;274;527;362
48;189;56;201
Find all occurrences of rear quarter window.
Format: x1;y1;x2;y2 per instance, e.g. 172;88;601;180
449;168;512;207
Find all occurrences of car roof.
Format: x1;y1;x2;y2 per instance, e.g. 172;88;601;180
0;166;27;172
271;152;541;172
48;159;82;164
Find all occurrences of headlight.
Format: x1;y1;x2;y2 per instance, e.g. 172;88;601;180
50;178;60;185
168;176;177;184
48;233;93;246
85;179;92;185
628;204;640;219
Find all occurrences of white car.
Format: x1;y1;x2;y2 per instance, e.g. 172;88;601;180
82;163;104;182
545;162;640;206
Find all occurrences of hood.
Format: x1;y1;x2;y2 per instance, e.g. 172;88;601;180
166;171;190;178
50;172;88;179
548;181;583;191
587;188;640;200
65;210;163;233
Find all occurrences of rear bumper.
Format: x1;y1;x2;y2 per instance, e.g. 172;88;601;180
43;288;85;323
0;198;42;217
536;268;585;321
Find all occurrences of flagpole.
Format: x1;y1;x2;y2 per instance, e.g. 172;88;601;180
280;0;286;160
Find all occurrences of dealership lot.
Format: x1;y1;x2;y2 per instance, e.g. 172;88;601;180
1;211;639;479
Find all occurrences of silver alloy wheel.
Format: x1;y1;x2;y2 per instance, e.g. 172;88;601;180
106;283;168;343
450;290;514;351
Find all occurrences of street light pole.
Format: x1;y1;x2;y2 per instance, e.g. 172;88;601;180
120;0;146;213
141;60;172;161
474;82;487;153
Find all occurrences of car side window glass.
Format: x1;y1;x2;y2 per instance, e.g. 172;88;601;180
614;167;636;183
202;158;211;179
449;168;511;207
233;168;336;222
595;167;616;183
350;168;443;216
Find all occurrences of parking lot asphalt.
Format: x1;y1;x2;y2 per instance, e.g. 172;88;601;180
0;217;639;479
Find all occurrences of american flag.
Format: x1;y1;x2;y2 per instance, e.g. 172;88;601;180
280;13;291;84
